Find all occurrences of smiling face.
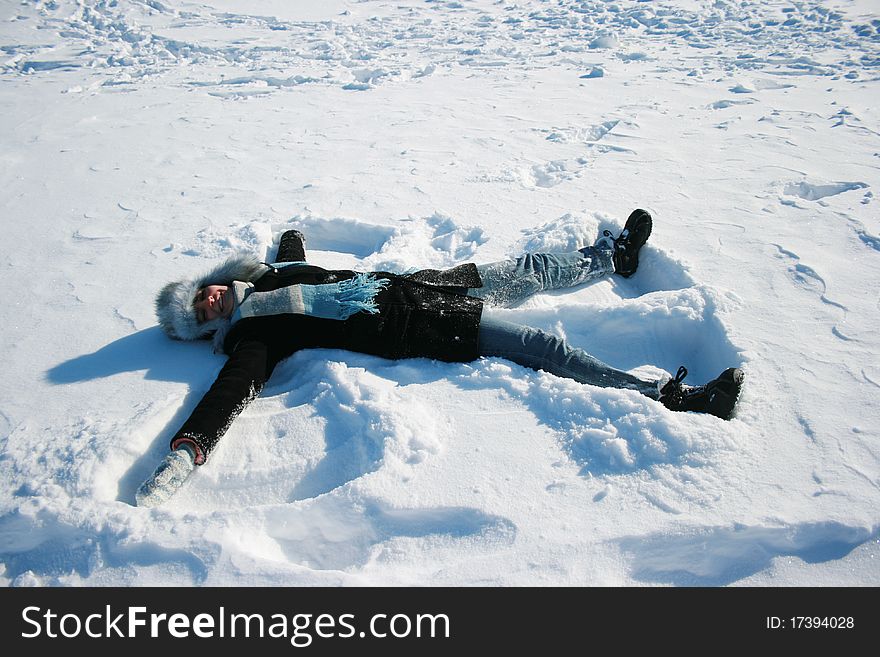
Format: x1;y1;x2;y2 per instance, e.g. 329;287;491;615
194;285;233;323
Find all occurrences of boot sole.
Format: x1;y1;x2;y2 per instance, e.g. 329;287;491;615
706;368;745;420
616;209;653;278
624;209;653;246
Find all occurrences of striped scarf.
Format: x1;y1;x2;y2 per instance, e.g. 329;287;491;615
231;267;389;323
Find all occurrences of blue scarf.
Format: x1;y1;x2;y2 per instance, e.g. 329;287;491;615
231;263;389;322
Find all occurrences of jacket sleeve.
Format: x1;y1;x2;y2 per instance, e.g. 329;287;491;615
274;229;307;264
169;337;277;464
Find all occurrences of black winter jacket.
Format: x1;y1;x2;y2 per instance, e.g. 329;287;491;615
171;262;484;464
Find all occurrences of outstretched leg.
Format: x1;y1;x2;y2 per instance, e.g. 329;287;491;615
469;209;653;307
471;242;615;308
477;316;660;399
477;320;745;417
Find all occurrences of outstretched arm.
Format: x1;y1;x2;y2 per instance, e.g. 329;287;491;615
274;229;307;264
137;336;279;507
171;337;278;464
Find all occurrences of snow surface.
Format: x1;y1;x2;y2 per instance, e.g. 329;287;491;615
1;0;878;587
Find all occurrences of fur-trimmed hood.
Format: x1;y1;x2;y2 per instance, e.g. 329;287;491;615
155;253;268;343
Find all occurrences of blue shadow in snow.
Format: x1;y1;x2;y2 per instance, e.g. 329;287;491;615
617;521;879;586
45;326;217;385
44;327;223;506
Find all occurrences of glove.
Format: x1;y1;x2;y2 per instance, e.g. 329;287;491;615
135;443;196;507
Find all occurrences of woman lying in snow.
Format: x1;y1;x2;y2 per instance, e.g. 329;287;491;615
138;210;744;506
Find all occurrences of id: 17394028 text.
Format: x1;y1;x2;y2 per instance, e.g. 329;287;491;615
766;617;854;630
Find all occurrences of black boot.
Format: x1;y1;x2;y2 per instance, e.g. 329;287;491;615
659;366;744;420
605;209;652;278
275;229;307;263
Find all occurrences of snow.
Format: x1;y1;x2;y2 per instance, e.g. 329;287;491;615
1;0;878;587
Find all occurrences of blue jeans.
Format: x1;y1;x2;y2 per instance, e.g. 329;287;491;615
470;244;660;399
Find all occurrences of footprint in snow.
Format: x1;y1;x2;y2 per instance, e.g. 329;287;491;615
783;180;868;202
